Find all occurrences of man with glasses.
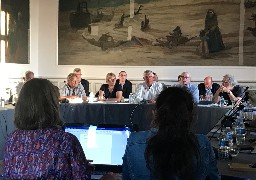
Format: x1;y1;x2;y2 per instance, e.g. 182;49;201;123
177;72;199;103
212;74;244;105
116;71;132;98
73;68;90;96
134;70;163;103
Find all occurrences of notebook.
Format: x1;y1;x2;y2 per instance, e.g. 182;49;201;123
64;123;131;178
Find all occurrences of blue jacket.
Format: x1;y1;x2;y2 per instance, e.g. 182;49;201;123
122;129;220;180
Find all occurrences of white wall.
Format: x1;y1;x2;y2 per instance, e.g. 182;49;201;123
2;0;256;87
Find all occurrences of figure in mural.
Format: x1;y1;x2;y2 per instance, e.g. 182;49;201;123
198;29;209;57
170;26;182;37
69;1;91;28
204;9;225;53
141;15;150;31
134;5;143;15
244;0;256;8
115;13;125;28
247;13;256;37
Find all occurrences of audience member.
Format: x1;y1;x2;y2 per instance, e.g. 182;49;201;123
153;72;167;90
98;72;123;102
122;87;220;179
198;76;220;100
177;72;199;103
24;70;34;82
153;72;159;82
134;70;163;103
12;70;34;105
60;73;87;102
116;71;132;98
73;68;90;96
212;74;244;105
4;78;90;179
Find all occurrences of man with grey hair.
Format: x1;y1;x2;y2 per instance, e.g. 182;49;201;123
73;68;90;96
177;72;199;103
12;71;35;105
134;70;163;103
60;73;87;102
212;74;244;105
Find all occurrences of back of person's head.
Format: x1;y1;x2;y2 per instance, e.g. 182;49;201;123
145;87;199;180
14;78;63;130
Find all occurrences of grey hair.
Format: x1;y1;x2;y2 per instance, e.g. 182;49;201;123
73;68;81;72
223;74;237;86
143;70;154;76
67;73;77;81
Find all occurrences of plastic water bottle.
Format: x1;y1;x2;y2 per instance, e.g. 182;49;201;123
235;117;246;145
219;96;225;107
0;97;4;108
218;129;229;160
225;127;233;147
243;103;254;120
129;93;133;104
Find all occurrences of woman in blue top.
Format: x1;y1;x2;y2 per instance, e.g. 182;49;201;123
122;87;220;180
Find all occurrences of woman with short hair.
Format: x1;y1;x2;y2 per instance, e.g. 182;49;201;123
98;72;123;102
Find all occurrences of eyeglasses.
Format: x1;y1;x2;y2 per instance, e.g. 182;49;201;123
222;80;229;84
180;76;190;79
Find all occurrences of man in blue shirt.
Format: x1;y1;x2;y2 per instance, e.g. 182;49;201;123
177;72;199;103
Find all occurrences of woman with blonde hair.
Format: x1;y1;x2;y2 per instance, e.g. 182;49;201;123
98;72;123;102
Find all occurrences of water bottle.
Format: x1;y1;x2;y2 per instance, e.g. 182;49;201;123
225;127;233;147
0;97;4;108
219;96;225;107
244;103;254;120
235;117;246;145
218;130;229;160
89;92;94;102
129;93;133;104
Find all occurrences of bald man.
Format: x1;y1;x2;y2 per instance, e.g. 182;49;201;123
198;76;220;100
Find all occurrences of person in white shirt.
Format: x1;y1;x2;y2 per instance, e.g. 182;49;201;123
134;70;163;103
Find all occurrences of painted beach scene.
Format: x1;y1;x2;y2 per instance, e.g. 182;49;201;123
58;0;256;66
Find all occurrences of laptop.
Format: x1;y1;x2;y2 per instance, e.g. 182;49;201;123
64;123;131;179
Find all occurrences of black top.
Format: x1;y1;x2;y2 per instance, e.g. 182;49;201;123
81;78;90;96
219;85;245;105
100;84;122;98
198;82;220;96
115;79;132;98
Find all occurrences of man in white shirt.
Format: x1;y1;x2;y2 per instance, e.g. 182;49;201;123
134;70;163;103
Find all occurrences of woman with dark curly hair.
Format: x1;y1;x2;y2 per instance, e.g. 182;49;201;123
122;87;220;180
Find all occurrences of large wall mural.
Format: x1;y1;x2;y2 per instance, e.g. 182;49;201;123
58;0;256;66
0;0;29;64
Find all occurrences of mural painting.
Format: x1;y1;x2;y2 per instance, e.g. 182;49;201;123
58;0;255;66
244;0;256;66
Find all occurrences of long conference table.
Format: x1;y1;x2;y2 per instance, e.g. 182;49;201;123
1;103;256;178
60;102;230;134
0;103;229;159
